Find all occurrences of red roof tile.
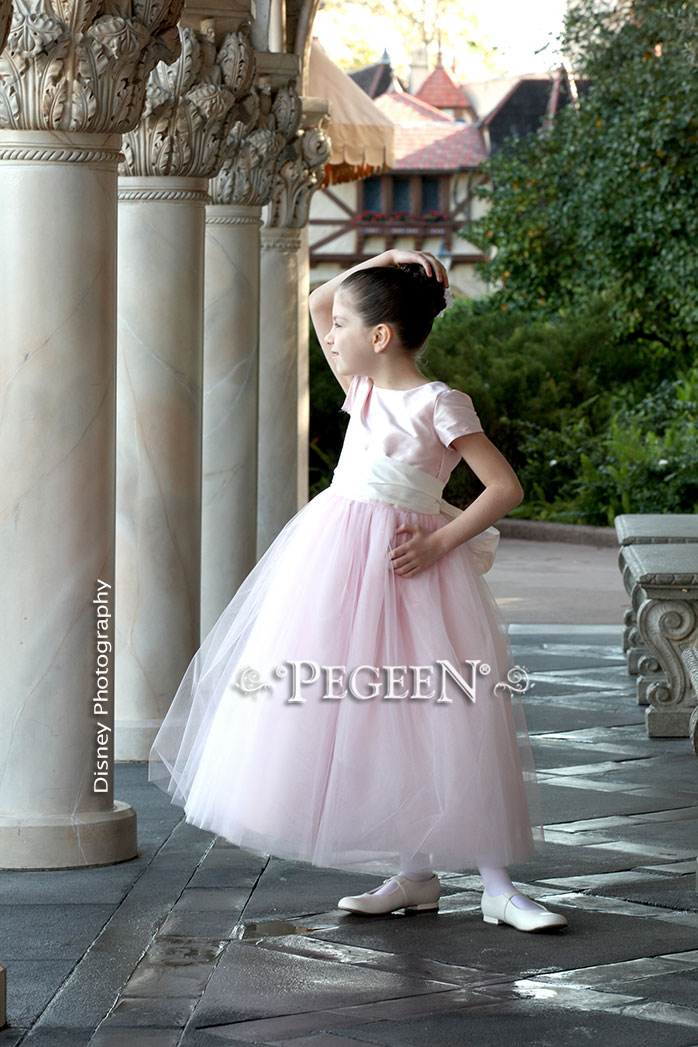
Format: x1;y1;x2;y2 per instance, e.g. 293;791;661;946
416;63;472;110
391;124;488;171
374;91;455;124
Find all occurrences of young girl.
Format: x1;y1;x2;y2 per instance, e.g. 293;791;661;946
149;249;567;933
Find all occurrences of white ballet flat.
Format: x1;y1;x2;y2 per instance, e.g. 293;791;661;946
338;874;441;915
481;889;568;932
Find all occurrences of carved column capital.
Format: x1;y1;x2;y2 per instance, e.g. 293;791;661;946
264;99;331;230
209;63;302;207
120;22;256;179
0;0;185;132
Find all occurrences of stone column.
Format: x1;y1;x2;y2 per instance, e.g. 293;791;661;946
115;23;248;760
0;0;183;868
201;57;303;635
257;99;331;557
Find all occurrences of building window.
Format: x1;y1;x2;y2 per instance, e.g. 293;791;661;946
358;174;447;221
421;177;440;214
392;177;411;213
362;176;382;213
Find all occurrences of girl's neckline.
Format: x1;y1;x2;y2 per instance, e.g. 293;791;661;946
370;379;441;392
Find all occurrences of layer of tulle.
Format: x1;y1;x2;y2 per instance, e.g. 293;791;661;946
148;487;546;875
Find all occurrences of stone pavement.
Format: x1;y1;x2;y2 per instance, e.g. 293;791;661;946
1;539;697;1046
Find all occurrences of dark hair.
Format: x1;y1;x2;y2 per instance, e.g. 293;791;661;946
339;263;446;351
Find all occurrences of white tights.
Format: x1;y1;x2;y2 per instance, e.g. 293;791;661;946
374;855;541;910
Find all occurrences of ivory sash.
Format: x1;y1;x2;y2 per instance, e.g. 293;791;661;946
329;451;500;574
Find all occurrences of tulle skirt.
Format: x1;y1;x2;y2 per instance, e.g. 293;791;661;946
148;485;547;875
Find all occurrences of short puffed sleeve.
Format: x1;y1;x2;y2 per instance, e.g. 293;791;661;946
433;386;483;447
340;373;366;414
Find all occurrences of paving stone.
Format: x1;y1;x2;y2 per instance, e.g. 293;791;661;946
536;784;695;825
89;1028;182;1046
251;932;507;987
173;888;253;913
124;940;225;999
310;904;698;980
98;994;200;1027
190;941;457;1028
18;1028;101;1047
521;701;645;734
528;743;647;770
586;873;698;914
238;857;378;922
0;905;115;961
576;970;698;1012
157;909;241;939
597;818;698;852
0;1030;26;1047
188;848;268;890
324;1004;698;1047
0;864;146;906
1;959;76;1025
273;1036;388;1046
17;817;214;1034
507;842;677;884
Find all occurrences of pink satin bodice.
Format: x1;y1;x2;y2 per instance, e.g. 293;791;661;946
340;373;483;484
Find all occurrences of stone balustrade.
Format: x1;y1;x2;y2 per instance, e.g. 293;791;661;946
614;514;698;694
620;543;698;737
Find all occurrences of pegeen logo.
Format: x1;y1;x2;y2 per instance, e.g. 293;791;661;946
229;660;533;704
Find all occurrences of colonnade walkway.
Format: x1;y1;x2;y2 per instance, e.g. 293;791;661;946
2;537;697;1046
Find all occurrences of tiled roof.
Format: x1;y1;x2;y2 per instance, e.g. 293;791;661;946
374;92;455;124
416;62;472;110
349;62;398;99
390;124;488;171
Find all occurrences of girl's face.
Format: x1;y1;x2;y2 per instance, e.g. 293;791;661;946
325;290;378;376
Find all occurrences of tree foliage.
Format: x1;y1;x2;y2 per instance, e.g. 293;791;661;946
466;0;698;358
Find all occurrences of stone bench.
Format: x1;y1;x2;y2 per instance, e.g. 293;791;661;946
614;514;698;689
621;543;698;737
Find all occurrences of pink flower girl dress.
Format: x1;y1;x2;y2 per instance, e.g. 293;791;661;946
148;373;546;875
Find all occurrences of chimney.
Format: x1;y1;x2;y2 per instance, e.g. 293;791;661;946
409;44;429;94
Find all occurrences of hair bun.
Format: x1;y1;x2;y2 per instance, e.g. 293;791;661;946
395;263;447;320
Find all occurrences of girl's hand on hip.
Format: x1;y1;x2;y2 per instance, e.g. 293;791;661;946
388;249;449;286
390;524;444;577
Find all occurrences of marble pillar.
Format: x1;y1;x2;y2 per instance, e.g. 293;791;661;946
202;203;262;637
200;57;302;634
115;24;254;758
0;0;184;868
257;101;331;557
115;175;208;760
258;223;304;556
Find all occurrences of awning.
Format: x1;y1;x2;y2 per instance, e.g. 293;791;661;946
308;38;395;186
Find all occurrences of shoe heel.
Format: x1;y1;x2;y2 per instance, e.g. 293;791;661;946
406;902;439;912
483;915;502;925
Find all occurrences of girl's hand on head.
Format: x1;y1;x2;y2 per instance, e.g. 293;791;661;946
390;524;445;577
388;250;449;286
